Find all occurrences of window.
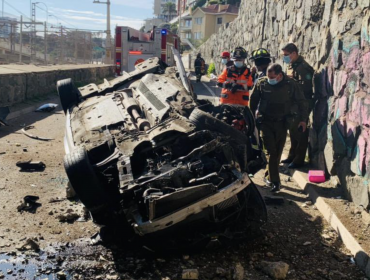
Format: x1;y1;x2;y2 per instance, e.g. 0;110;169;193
185;33;191;39
194;32;202;39
195;17;203;25
217;17;222;24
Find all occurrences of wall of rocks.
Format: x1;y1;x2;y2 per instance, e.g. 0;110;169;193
0;65;115;106
198;0;370;209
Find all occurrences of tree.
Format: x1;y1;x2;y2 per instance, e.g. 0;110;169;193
170;22;178;34
139;25;145;32
162;2;177;22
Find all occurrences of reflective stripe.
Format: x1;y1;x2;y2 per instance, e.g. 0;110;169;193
237;80;247;84
226;78;234;82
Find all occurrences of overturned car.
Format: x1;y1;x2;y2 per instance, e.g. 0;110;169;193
58;49;267;242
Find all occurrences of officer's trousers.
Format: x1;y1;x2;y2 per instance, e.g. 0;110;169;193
260;120;287;184
287;100;314;164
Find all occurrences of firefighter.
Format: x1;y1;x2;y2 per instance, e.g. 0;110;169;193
281;43;315;169
249;48;272;83
194;53;205;82
250;63;308;192
217;47;253;106
220;51;234;68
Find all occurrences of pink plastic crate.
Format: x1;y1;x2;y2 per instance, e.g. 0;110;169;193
308;170;326;183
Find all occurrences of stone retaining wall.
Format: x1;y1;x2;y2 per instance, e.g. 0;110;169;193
0;65;115;106
198;0;370;209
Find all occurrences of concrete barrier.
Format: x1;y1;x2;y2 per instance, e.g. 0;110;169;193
0;64;115;106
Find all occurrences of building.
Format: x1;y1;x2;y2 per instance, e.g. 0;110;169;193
154;0;178;22
143;18;165;33
191;4;238;43
0;17;17;38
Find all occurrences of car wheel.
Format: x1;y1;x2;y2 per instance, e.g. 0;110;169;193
57;78;80;114
64;147;114;224
189;107;248;145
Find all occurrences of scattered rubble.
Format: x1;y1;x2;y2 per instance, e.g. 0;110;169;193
182;269;199;280
17;195;41;213
21;125;54;141
259;261;289;280
16;160;46;171
17;238;40;252
56;209;80;223
233;263;244;280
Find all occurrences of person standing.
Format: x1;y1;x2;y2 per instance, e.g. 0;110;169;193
281;43;315;169
194;53;205;82
220;51;234;68
250;64;308;192
217;47;253;106
249;48;272;83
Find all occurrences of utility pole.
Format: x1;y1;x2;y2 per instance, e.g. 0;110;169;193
74;29;78;63
19;16;23;63
2;0;4;17
31;3;36;63
59;25;63;64
44;21;47;64
93;0;112;64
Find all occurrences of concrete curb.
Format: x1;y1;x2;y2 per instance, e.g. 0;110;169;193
288;167;370;277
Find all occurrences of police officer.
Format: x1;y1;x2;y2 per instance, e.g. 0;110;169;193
281;43;315;169
217;47;253;106
250;63;308;192
194;53;205;83
220;51;234;68
249;48;272;83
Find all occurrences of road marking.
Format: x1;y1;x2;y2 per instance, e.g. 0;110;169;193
202;82;217;97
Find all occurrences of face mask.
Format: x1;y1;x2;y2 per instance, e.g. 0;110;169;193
234;61;243;68
283;55;291;64
221;59;228;65
267;78;279;85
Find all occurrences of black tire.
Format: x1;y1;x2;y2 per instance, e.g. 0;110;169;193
64;147;112;216
57;78;80;114
189;107;249;145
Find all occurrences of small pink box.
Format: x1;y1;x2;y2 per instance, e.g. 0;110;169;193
308;170;326;183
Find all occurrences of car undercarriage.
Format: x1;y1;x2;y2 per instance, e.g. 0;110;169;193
58;49;267;244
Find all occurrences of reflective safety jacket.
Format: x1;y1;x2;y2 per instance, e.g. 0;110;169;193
218;65;253;106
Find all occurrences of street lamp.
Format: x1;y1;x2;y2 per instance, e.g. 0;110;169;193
34;2;48;23
93;0;112;64
48;14;60;26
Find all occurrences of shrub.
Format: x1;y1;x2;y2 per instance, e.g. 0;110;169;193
207;62;215;77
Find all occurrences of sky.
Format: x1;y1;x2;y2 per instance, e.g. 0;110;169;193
1;0;155;32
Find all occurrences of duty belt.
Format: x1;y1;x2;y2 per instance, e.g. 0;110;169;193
262;115;285;122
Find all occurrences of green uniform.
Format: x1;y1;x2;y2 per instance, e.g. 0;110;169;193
286;55;315;165
250;75;308;185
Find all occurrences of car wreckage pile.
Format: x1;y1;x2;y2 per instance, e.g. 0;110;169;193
58;48;267;244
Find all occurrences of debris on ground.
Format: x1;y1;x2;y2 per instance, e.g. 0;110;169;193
66;182;76;199
21;125;54;141
17;195;41;213
0;151;6;155
56;209;80;223
56;271;67;280
35;103;58;112
48;197;66;203
259;261;289;279
264;196;285;205
16;160;46;171
233;263;244;280
17;238;40;252
182;269;199;279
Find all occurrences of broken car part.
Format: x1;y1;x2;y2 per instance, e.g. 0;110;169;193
16;160;46;171
21;126;54;141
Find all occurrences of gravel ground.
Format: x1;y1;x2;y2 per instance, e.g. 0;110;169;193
0;99;367;279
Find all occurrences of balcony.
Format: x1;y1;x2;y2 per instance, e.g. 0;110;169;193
180;25;192;31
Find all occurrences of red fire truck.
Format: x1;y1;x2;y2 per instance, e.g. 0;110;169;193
115;26;180;75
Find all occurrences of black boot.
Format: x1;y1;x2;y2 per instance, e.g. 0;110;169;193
271;183;281;193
